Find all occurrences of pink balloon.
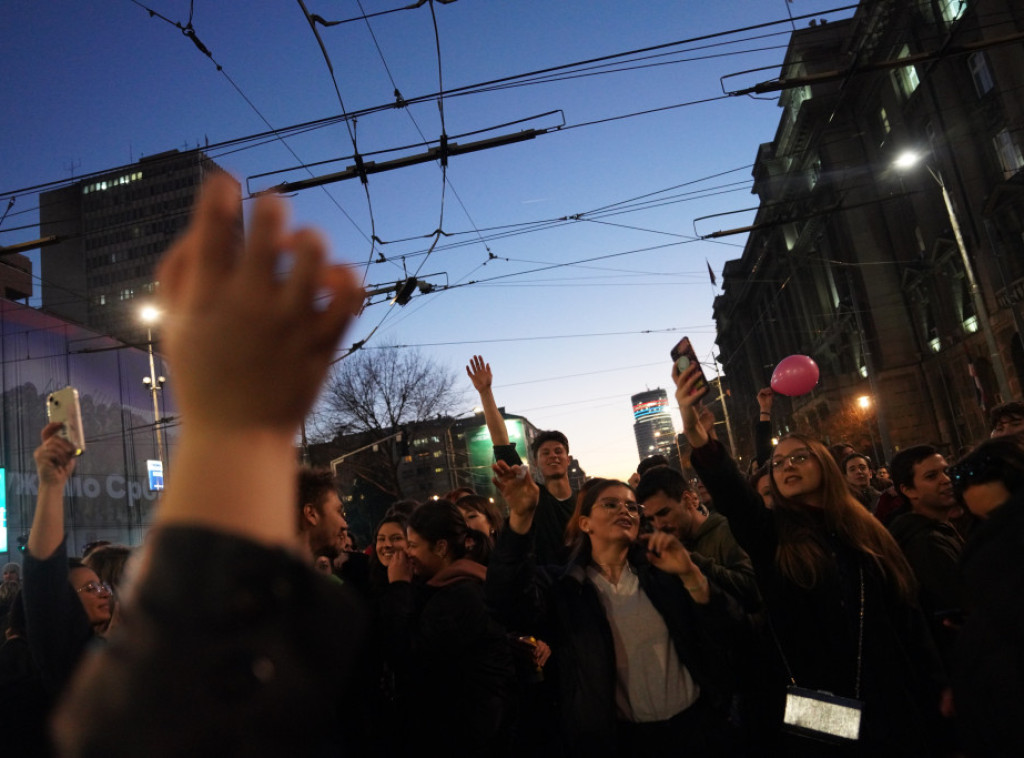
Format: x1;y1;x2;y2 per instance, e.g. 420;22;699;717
771;355;820;397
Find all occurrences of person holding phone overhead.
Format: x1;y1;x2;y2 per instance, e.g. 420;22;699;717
674;360;947;756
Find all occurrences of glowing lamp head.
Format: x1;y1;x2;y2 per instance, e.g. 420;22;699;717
893;151;922;170
140;305;161;325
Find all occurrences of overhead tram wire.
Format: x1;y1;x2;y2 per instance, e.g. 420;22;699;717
4;7;852;201
22;4;1022;207
309;0;457;358
364;325;702;349
126;0;371;245
297;0;380;282
333;0;464;338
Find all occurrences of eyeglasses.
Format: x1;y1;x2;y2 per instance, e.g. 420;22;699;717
76;581;112;597
770;448;812;469
594;497;643;516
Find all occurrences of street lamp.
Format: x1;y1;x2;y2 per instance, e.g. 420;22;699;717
894;150;1011;402
857;395;880;463
140;306;166;469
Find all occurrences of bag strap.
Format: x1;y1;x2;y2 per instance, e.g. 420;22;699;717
768;564;866;697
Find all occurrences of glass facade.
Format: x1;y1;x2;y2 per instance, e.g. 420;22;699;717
0;299;176;559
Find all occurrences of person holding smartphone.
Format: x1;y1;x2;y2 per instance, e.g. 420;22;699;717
674;363;946;755
467;355;576;564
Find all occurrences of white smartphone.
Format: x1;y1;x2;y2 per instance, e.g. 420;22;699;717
46;386;86;456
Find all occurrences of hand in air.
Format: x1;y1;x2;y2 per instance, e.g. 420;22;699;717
492;460;540;533
34;422;77;487
466;355;493;393
156;173;364;434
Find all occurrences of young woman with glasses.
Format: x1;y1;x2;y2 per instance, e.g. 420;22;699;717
487;469;744;757
674;364;945;757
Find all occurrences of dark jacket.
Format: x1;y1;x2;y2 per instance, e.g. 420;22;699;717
51;527;369;758
688;511;761;612
379;558;514;755
953;492;1024;757
888;512;964;664
486;527;745;758
691;439;945;756
22;538;95;696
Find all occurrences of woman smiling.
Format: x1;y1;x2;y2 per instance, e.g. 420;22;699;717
487;469;744;757
675;364;945;756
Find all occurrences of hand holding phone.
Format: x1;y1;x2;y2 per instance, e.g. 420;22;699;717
46;386;86;455
670;337;708;394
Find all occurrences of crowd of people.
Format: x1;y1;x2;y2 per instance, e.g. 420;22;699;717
1;174;1022;757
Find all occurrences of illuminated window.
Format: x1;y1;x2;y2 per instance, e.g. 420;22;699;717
890;45;920;100
968;53;994;97
994;129;1024;178
940;0;966;24
879;107;891;135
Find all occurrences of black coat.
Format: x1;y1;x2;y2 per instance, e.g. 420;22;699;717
691;440;946;757
953;491;1024;757
378;560;515;756
486;527;745;758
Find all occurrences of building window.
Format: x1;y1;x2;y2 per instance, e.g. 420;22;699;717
940;0;966;24
994;129;1024;178
890;45;920;100
967;52;994;97
879;107;891;136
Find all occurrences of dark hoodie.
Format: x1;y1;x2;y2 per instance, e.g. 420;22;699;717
379;557;514;756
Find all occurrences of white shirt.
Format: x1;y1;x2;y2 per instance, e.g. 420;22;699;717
587;565;700;722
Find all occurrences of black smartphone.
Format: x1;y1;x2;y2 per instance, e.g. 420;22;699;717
494;443;524;467
670;337;708;393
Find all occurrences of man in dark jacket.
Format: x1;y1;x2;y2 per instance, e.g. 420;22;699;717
887;444;964;664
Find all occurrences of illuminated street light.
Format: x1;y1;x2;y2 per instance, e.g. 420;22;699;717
894;150;1011;401
857;395;871;410
139;305;166;470
139;305;160;325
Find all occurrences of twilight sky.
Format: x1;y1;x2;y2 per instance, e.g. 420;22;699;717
1;1;856;479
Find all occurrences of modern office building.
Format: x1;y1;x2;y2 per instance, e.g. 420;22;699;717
631;389;680;468
713;1;1024;460
39;148;228;344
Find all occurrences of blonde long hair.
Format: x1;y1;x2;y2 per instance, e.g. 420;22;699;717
768;434;917;603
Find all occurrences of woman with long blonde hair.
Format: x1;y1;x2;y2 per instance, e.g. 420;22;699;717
675;364;944;757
